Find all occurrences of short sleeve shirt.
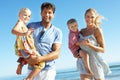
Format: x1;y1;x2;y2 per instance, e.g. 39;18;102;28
27;22;62;70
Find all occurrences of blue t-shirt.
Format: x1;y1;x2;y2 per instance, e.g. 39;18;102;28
27;21;62;70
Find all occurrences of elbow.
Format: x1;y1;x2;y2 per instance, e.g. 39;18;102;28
11;29;15;34
101;50;104;53
55;51;60;59
103;48;105;53
101;47;105;53
55;55;59;59
11;29;17;35
55;52;60;59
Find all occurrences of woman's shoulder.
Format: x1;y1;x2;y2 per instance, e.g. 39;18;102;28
80;28;87;31
79;28;87;34
94;27;103;38
94;27;102;33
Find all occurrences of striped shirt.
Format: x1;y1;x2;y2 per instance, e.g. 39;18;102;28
68;30;80;54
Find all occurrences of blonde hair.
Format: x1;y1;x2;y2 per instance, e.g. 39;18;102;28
18;8;31;17
85;8;104;27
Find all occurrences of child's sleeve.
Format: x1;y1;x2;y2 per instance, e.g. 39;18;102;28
17;57;27;65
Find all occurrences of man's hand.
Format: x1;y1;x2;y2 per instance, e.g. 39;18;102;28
78;39;90;46
25;55;40;65
26;28;34;35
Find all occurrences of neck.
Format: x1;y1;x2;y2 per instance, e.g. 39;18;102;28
41;21;52;29
87;25;95;29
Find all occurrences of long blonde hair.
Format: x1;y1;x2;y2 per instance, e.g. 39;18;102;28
85;8;104;27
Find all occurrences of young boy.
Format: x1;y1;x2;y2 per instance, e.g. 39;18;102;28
12;8;45;80
67;18;93;75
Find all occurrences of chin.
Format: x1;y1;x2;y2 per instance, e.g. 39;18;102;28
24;21;29;24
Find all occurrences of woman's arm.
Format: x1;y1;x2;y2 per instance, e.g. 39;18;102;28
88;28;105;53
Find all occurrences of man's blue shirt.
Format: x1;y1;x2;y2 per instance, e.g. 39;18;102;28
27;22;62;70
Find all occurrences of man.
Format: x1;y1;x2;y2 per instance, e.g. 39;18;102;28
25;2;62;80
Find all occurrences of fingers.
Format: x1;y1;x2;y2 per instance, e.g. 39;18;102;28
27;28;34;35
73;52;79;58
25;55;38;65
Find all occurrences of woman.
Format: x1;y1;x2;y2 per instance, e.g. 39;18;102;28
74;8;111;80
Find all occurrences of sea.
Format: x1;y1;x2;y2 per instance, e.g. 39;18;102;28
0;62;120;80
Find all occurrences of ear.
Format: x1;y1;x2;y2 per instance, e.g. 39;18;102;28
40;11;42;16
53;13;55;18
19;14;22;20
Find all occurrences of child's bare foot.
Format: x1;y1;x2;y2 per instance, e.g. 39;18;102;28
16;64;23;75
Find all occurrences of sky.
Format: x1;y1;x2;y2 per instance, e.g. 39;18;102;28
0;0;120;77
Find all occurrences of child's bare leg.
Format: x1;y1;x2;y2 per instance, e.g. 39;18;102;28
79;50;94;75
16;64;23;75
25;68;41;80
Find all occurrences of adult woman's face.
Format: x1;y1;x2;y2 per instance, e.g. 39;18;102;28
85;11;96;27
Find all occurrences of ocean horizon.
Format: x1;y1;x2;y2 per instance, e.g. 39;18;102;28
0;62;120;80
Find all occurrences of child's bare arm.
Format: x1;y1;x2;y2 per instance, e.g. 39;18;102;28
11;20;26;36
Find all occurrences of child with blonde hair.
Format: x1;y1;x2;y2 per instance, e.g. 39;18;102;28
12;8;45;80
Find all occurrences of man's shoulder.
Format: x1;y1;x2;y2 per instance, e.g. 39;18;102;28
27;21;40;28
52;25;62;33
53;25;62;32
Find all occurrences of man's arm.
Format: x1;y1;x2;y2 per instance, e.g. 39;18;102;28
26;43;62;65
39;43;61;61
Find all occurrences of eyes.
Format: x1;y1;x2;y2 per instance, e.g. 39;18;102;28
42;8;54;15
85;12;96;20
22;13;31;18
24;14;31;18
86;15;95;19
71;24;77;28
42;11;53;15
69;24;77;29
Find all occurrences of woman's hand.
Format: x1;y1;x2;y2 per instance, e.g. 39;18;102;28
79;39;90;46
76;41;81;46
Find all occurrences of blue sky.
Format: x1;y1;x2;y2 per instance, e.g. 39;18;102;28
0;0;120;77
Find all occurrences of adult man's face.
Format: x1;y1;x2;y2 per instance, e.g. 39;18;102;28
41;8;54;23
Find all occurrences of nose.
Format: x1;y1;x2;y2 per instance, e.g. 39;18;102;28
45;12;49;17
88;17;92;21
